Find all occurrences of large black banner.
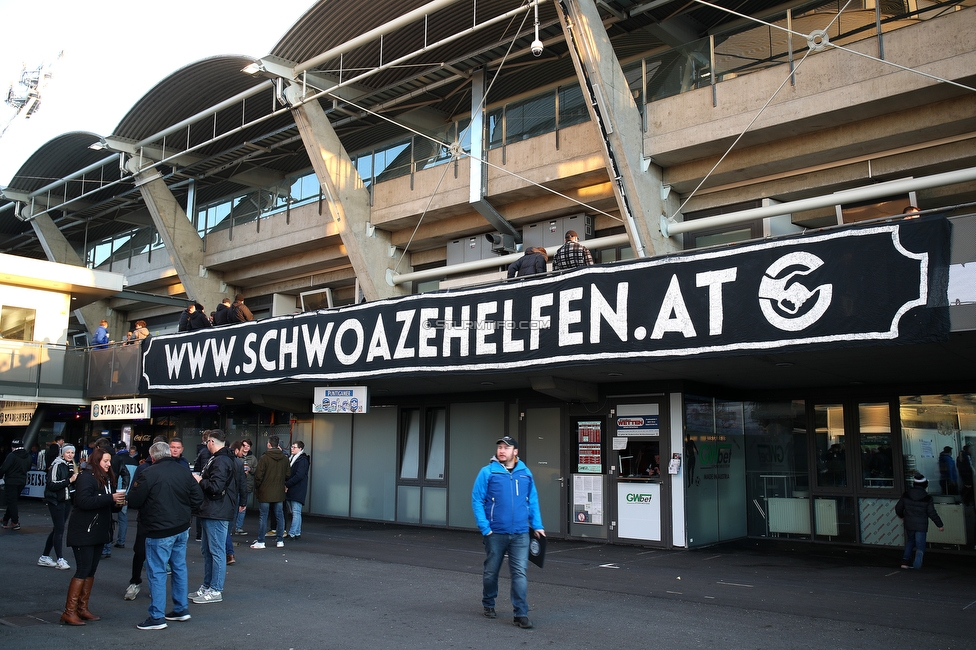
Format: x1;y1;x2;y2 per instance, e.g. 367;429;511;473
143;218;950;392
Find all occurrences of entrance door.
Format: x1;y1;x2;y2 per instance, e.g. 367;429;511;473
609;398;670;545
522;407;564;535
809;399;901;544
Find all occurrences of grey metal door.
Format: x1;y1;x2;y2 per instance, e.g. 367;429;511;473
522;406;564;534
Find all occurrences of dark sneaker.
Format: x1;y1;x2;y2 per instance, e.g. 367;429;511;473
164;611;191;622
483;607;496;619
12;523;21;530
137;617;167;630
114;543;125;548
513;616;533;629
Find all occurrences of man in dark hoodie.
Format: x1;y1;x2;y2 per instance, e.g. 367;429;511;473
250;435;290;550
895;473;944;570
187;303;212;331
212;298;232;326
0;438;33;529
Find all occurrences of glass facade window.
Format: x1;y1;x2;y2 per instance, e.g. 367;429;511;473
900;394;976;498
814;403;847;488
558;84;588;128
857;403;894;489
400;408;421;480
397;406;448;525
743;400;808;539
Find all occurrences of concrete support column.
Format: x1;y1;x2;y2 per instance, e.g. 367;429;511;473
556;0;679;257
30;213;125;340
128;162;229;312
288;87;408;301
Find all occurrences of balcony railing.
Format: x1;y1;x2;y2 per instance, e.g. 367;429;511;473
87;342;145;399
0;341;88;403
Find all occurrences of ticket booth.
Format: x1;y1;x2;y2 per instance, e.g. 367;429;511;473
610;400;671;544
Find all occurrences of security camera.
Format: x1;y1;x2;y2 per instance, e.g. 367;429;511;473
531;39;543;57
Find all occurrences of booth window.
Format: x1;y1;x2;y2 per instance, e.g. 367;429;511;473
0;306;36;341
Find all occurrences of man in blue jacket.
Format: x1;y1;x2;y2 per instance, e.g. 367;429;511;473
471;435;544;629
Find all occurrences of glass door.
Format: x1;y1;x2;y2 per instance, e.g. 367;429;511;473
810;402;856;542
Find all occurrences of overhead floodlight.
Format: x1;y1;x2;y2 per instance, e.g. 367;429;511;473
242;62;264;75
88;139;108;151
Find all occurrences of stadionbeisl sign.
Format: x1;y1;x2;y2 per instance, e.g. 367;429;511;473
142;218;950;392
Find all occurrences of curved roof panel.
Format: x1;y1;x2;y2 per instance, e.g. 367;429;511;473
113;55;267;141
6;132;112;193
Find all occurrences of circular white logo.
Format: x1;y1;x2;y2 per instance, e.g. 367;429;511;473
758;252;832;331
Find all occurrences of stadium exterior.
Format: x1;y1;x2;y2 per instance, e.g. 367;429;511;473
1;0;975;551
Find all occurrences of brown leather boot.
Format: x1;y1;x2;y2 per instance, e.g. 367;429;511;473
60;578;86;626
77;576;101;621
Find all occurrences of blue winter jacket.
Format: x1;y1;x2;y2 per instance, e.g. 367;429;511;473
471;458;543;536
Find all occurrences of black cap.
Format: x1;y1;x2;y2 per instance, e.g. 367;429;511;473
11;439;23;447
496;436;518;448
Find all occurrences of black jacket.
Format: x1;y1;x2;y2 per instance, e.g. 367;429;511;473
213;303;230;326
895;486;944;532
507;251;547;278
44;457;75;505
285;452;310;505
66;471;116;547
110;451;131;491
0;448;31;486
127;456;204;538
187;310;212;331
197;446;240;521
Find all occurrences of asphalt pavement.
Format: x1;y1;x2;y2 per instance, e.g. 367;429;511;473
1;498;973;649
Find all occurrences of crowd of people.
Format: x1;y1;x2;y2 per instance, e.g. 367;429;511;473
178;294;254;332
86;294;255;349
4;430;548;630
11;431;309;630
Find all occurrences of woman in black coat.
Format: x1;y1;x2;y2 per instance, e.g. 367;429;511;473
38;444;78;571
507;247;548;279
61;447;124;626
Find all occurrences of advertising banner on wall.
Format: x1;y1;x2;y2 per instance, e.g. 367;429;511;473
91;397;151;420
312;386;368;413
0;401;36;426
142;218;950;392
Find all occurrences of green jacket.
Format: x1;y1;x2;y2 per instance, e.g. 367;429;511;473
254;448;290;503
241;450;257;493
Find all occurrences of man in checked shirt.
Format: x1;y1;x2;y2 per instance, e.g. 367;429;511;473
551;230;594;271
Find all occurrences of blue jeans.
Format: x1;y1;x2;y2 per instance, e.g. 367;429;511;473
234;492;249;531
258;502;284;543
482;532;529;617
287;500;303;536
116;505;128;545
145;529;189;620
200;518;228;592
902;530;928;569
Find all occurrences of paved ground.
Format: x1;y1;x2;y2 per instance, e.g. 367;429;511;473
1;499;973;649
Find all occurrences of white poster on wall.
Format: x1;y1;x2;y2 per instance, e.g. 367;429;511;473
313;386;368;413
